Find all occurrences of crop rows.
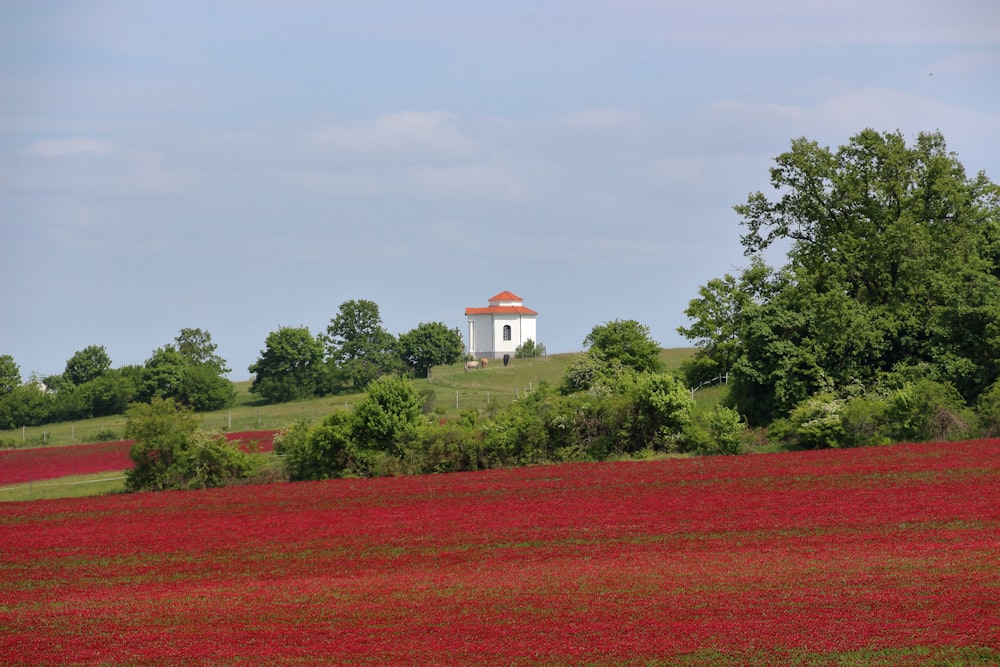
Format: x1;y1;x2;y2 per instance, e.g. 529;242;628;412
2;440;998;665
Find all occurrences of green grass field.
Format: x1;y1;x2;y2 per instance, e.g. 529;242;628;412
0;470;127;502
0;348;702;449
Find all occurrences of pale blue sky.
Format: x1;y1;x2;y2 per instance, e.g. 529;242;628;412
2;1;999;379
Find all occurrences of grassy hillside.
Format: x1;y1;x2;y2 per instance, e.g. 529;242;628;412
1;348;701;449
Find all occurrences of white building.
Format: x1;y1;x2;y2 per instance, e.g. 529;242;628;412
465;291;538;359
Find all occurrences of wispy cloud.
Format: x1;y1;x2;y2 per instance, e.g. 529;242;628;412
21;137;114;157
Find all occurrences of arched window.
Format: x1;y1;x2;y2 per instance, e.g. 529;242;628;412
503;325;512;341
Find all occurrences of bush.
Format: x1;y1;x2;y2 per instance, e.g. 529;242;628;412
410;421;483;473
976;379;1000;436
685;405;746;455
839;395;891;447
277;413;353;481
770;393;844;449
178;431;263;489
124;397;262;492
515;339;546;358
621;373;693;453
886;379;975;442
350;376;424;457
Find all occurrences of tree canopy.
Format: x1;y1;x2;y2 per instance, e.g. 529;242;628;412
249;326;324;403
64;345;112;386
584;319;663;374
680;129;1000;426
324;300;400;391
397;322;465;378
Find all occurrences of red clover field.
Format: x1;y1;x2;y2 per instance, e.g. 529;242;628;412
2;439;998;665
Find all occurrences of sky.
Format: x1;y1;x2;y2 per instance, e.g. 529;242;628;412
2;1;999;381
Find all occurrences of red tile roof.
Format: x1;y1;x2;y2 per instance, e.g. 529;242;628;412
465;305;538;316
466;290;537;315
489;290;523;302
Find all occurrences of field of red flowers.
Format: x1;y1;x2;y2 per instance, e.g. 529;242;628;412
0;431;279;486
2;440;998;666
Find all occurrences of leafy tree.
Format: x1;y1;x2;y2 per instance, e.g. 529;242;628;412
397;322;464;378
0;384;53;429
139;346;187;402
277;413;353;481
677;257;773;386
174;327;230;375
78;370;137;418
683;129;1000;427
350;375;423;457
515;339;546;358
620;372;693;452
177;364;236;411
139;339;234;411
64;345;112;386
0;355;20;396
583;320;663;374
249;326;324;403
323;300;399;391
124;397;200;491
124;397;260;492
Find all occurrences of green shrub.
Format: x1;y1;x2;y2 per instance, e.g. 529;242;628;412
976;379;1000;436
839;395;891;447
770;393;844;449
621;372;693;453
277;414;354;481
685;405;746;455
886;379;975;442
124;397;262;492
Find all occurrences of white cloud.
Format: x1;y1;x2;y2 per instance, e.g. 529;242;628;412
21;137;114;157
924;50;1000;76
553;108;643;134
309;111;477;163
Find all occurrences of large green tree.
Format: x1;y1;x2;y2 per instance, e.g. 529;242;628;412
323;300;399;390
64;345;112;386
174;327;230;375
397;322;465;378
140;330;234;410
583;319;663;374
681;129;1000;425
0;355;19;396
350;375;423;457
249;326;324;403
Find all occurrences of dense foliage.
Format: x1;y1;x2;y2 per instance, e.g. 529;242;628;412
680;129;1000;444
248;301;495;403
124;397;264;492
0;329;234;429
278;321;746;481
249;326;325;403
396;321;465;378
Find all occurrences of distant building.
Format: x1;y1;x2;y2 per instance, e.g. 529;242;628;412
465;291;538;359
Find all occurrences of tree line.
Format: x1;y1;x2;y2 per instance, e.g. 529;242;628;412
0;299;538;431
0;329;234;430
123;319;744;492
8;127;998;457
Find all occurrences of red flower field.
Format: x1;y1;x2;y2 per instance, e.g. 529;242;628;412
0;431;279;486
2;440;998;665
